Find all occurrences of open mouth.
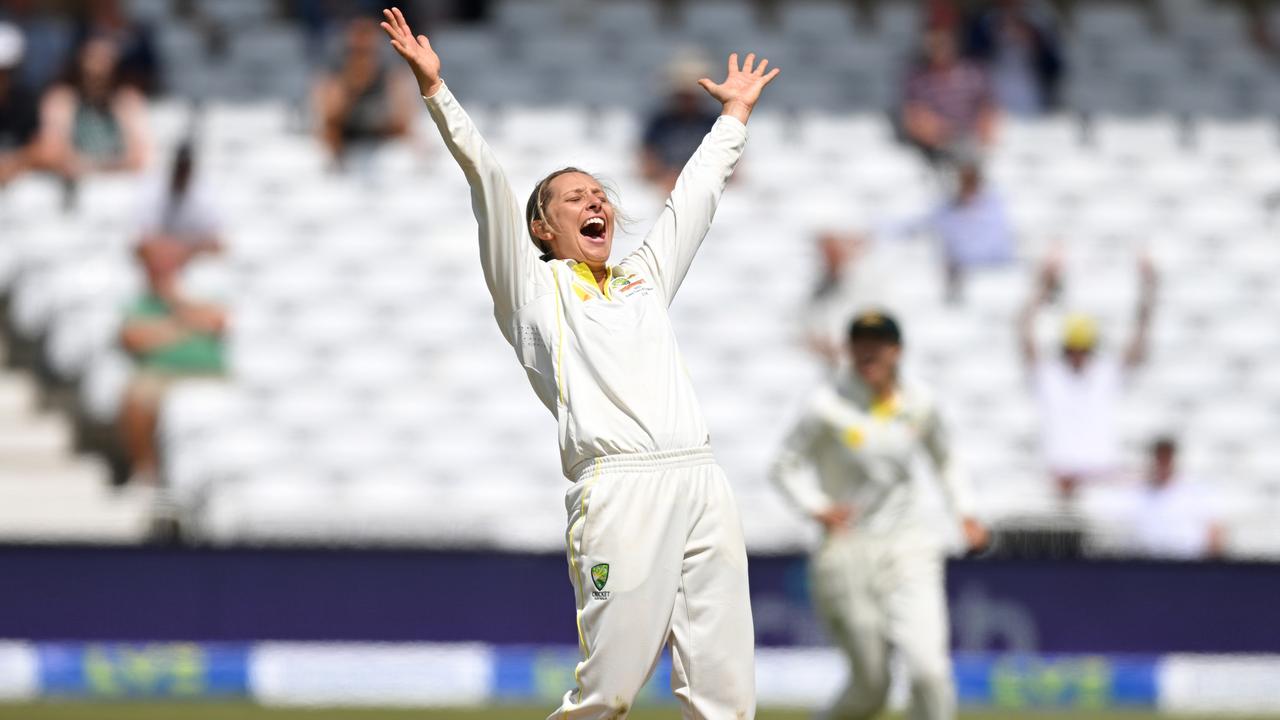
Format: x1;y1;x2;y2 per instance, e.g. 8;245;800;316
580;216;607;240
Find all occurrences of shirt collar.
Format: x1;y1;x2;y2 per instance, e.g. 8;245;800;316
567;260;615;300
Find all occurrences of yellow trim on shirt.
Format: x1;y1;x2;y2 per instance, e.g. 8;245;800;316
568;261;615;301
870;394;901;421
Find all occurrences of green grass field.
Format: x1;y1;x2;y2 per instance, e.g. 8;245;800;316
2;705;1277;720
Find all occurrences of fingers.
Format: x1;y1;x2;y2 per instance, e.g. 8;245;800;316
392;6;411;37
756;58;769;75
762;67;780;85
727;52;738;76
743;52;756;73
697;78;715;93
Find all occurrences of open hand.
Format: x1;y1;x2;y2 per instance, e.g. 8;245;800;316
698;52;780;124
380;7;442;97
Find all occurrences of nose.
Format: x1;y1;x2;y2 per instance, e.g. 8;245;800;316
586;197;602;212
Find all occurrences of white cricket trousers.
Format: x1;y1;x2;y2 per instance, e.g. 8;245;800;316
550;447;756;720
810;529;954;720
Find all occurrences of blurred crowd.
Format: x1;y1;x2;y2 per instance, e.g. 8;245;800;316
1;0;1265;559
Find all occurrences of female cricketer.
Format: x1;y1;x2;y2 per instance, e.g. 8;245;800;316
771;311;988;720
379;8;778;719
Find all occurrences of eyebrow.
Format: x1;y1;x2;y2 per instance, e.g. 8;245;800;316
561;186;606;196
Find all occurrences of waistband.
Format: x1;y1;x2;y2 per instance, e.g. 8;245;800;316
570;446;715;483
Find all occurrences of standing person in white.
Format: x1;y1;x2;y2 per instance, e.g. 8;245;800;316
378;8;779;718
771;311;988;720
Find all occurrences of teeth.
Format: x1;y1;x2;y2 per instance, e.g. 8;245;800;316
583;217;604;230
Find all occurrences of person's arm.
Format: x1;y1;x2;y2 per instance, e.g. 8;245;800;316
1123;254;1158;370
33;86;78;176
1018;255;1059;369
385;70;415;137
120;316;194;355
920;401;988;552
111;87;150;172
629;53;779;304
769;402;852;533
381;7;547;330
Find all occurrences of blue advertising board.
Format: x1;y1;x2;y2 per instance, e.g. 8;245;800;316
37;642;250;699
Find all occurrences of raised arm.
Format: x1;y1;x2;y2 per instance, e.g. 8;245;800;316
1018;254;1060;369
380;8;547;332
630;53;779;304
1123;254;1158;371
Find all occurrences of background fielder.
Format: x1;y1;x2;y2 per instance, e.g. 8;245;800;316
771;311;988;720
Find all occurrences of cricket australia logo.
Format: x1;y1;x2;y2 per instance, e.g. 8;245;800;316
590;563;611;600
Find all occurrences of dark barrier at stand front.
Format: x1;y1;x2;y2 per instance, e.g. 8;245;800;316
2;544;1275;652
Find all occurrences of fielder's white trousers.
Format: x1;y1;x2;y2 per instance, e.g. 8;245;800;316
550;447;756;720
810;529;954;720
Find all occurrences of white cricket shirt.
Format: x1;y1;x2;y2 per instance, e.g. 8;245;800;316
424;84;746;478
770;375;976;536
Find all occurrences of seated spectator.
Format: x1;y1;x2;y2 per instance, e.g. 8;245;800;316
883;153;1015;303
313;17;414;169
639;54;720;193
136;141;222;271
119;244;226;486
803;231;884;369
1018;253;1157;503
901;26;999;165
72;0;159;95
34;35;149;180
1126;437;1226;559
965;0;1064;116
0;22;40;185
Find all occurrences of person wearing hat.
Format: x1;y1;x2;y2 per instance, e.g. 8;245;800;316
771;309;988;720
1018;252;1157;501
638;51;722;193
0;22;41;185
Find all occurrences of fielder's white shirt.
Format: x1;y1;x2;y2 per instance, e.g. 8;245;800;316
424;83;746;477
1034;356;1123;477
770;375;976;536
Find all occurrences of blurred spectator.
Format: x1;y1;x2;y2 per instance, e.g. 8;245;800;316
312;17;415;169
0;21;40;185
883;153;1015;303
639;54;720;193
119;242;227;486
0;0;74;93
35;35;150;181
71;0;159;95
1018;253;1158;502
964;0;1065;115
1126;437;1226;559
803;232;885;369
901;26;999;165
136;141;223;272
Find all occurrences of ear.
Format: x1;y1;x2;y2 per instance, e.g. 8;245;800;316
531;219;555;242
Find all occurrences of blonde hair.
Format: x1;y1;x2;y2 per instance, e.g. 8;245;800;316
525;167;629;262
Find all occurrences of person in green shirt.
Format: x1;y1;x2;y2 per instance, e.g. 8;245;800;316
118;243;225;485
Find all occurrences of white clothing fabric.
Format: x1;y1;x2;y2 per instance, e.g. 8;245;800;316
1127;478;1220;559
811;530;954;720
424;84;756;718
771;375;972;720
558;448;755;719
771;375;975;535
1033;355;1123;477
424;83;745;478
